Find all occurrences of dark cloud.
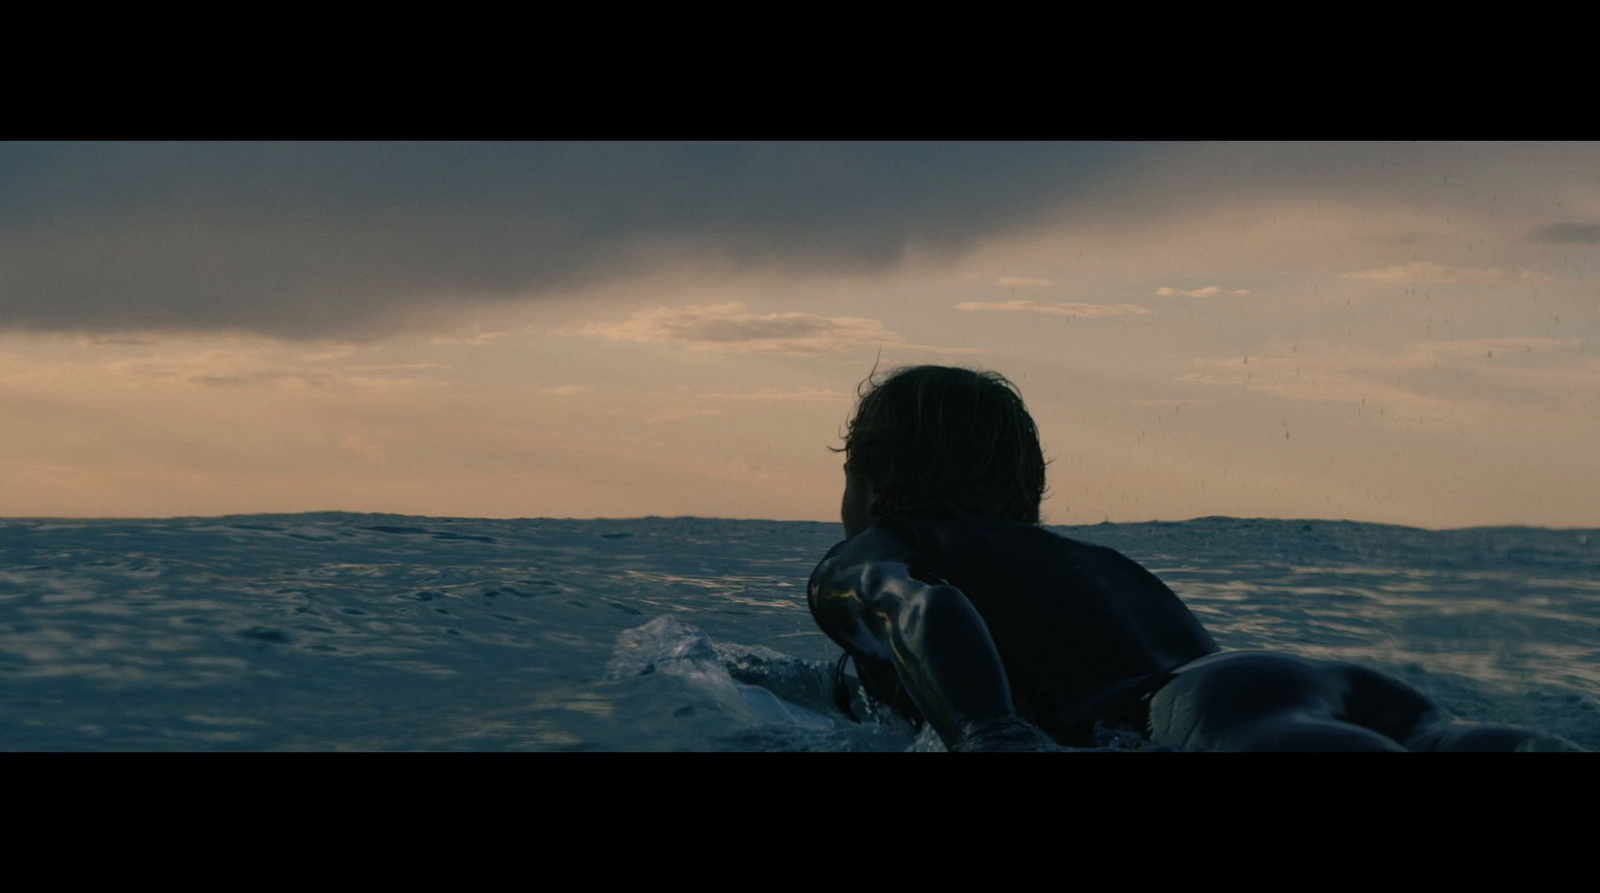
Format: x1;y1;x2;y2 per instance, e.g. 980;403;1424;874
1534;222;1600;244
0;142;1152;340
5;142;1596;340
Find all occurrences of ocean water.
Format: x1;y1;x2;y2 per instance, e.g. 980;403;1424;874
1;513;1596;751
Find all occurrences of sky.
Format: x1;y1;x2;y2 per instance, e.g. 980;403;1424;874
2;141;1598;528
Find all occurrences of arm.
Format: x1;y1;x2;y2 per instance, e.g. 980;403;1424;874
808;528;1036;749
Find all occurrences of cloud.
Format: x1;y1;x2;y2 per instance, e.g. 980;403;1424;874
1411;337;1570;358
642;407;731;424
102;349;444;392
1377;232;1428;245
1154;286;1251;297
72;334;159;346
1125;398;1216;406
107;353;332;389
583;303;907;355
542;384;589;395
1534;222;1600;244
429;329;518;346
633;386;853;424
7;142;1595;341
701;388;852;402
340;434;388;463
955;300;1153;318
1180;337;1592;425
995;276;1054;287
0;142;1151;340
1340;262;1504;284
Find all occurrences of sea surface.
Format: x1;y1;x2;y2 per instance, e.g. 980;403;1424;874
1;513;1596;751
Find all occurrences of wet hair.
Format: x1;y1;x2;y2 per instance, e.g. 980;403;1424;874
835;365;1047;524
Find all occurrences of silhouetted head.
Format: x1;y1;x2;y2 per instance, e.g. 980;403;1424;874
836;365;1047;536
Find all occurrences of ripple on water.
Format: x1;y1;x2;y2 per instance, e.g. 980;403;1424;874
0;514;1594;750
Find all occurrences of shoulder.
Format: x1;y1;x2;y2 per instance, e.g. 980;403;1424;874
812;505;1149;594
1028;524;1164;578
808;507;979;599
809;523;919;592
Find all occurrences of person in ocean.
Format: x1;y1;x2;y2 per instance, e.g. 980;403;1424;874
809;365;1585;751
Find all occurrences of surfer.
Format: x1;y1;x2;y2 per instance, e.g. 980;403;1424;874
810;365;1584;751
